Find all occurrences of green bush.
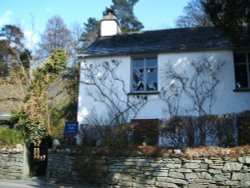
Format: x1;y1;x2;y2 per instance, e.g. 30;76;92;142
0;128;24;146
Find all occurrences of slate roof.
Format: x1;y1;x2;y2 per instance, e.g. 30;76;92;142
82;27;235;57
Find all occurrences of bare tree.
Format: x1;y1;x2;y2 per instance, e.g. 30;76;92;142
175;0;213;28
69;22;84;66
37;15;73;61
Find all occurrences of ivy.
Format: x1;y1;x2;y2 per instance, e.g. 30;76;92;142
13;50;69;143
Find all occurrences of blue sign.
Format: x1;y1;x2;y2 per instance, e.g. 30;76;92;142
65;122;79;134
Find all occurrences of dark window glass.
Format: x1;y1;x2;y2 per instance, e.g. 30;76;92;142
234;53;246;63
235;64;248;88
234;51;250;89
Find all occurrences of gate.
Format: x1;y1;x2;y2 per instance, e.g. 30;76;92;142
30;142;48;176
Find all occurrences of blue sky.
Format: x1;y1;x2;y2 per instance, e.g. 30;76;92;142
0;0;190;48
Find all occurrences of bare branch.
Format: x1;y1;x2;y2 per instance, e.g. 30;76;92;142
80;59;147;126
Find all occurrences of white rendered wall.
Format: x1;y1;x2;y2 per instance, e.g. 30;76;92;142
77;50;250;126
158;50;250;117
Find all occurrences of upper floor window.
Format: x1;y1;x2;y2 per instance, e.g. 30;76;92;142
234;51;250;89
131;57;158;93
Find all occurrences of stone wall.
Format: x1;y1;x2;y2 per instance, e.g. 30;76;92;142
47;149;250;188
0;145;30;179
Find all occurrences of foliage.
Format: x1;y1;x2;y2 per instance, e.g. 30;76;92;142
203;0;250;43
160;114;237;148
60;64;79;122
132;120;159;146
13;50;69;143
81;0;143;46
176;0;213;28
0;20;79;144
102;125;129;148
0;24;28;79
80;124;129;148
81;18;100;48
80;121;159;148
0;128;24;146
11;110;46;143
0;25;30;115
80;112;249;149
106;0;144;32
0;24;24;50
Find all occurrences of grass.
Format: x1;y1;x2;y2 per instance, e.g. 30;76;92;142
0;128;24;147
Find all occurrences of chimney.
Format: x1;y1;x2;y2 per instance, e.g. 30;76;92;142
100;9;121;37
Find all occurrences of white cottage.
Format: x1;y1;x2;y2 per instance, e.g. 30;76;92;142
77;12;250;133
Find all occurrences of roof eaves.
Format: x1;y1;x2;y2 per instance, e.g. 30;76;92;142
80;46;235;59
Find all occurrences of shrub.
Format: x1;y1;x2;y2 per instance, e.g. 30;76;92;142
238;111;250;145
0;128;24;146
159;115;237;148
132;120;159;146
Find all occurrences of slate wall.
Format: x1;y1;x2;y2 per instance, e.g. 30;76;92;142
0;145;30;180
47;149;250;188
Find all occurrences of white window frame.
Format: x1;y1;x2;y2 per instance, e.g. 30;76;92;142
130;56;158;93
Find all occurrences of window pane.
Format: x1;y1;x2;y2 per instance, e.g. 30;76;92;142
133;59;144;68
234;53;246;63
133;69;144;91
146;68;157;91
146;58;157;67
235;64;248;88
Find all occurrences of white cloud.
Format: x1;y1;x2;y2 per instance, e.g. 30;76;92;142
0;10;39;50
0;10;13;26
24;28;39;50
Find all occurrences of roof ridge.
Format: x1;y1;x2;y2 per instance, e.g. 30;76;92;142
124;26;216;34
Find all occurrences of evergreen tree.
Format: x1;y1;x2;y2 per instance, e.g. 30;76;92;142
106;0;144;32
81;0;144;46
81;17;100;48
203;0;250;43
0;25;26;78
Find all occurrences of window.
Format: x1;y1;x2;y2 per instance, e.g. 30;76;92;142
234;52;250;89
131;57;158;93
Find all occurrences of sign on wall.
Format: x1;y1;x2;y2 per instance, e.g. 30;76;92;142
65;122;79;135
